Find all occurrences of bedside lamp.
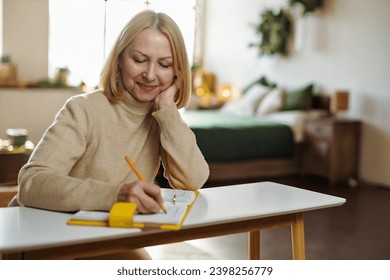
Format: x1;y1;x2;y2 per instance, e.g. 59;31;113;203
330;90;349;117
217;84;234;102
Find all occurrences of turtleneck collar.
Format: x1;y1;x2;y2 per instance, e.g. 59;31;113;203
120;90;154;116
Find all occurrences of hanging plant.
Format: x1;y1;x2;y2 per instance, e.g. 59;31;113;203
250;9;292;56
289;0;324;15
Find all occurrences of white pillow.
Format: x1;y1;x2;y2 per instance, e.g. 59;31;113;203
220;84;270;116
255;88;284;116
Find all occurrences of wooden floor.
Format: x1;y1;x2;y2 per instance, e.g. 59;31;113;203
184;176;390;260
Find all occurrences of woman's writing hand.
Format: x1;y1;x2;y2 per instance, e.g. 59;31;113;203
117;181;164;214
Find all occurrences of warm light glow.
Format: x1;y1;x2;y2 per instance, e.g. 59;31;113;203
222;89;232;98
217;84;234;101
196;87;205;96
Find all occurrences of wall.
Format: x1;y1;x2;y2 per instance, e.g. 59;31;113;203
0;0;3;55
0;0;75;144
0;89;78;144
203;0;390;187
3;0;48;81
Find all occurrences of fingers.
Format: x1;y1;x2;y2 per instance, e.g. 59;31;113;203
117;181;164;214
155;77;180;109
134;183;162;213
159;85;177;104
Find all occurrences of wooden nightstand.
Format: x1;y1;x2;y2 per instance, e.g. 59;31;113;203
301;117;361;185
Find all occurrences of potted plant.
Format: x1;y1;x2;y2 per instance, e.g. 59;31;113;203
289;0;325;14
250;9;293;56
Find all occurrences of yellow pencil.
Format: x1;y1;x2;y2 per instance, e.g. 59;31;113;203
124;156;167;214
124;155;145;181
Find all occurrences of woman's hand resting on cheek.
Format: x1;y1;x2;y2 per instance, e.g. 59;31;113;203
117;181;164;214
154;75;181;110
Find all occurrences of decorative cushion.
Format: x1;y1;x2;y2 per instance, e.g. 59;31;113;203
282;84;313;111
255;88;284;116
220;84;270;116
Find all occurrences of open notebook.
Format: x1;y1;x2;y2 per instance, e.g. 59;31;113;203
68;189;198;230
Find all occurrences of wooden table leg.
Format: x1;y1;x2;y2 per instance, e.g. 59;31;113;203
248;230;260;260
291;212;306;260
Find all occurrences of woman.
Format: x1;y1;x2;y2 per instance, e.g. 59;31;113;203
9;10;209;259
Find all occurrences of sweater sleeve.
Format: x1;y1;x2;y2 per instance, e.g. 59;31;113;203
152;105;209;190
18;96;119;212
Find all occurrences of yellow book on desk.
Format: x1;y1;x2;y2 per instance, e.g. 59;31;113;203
67;189;198;230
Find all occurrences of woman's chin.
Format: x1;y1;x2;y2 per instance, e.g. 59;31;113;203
135;93;159;103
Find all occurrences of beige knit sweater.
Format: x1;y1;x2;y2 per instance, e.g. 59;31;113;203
9;90;209;212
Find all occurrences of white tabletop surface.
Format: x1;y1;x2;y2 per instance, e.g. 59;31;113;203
0;181;345;253
184;181;345;225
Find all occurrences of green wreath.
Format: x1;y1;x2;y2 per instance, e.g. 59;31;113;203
250;9;292;56
289;0;324;14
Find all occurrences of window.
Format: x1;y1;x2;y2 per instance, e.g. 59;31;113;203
49;0;196;88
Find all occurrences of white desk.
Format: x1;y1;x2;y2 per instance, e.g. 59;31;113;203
0;182;345;260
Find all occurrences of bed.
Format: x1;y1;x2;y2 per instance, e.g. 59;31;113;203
182;82;329;186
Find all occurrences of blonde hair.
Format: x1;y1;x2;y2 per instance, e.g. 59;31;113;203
99;10;191;108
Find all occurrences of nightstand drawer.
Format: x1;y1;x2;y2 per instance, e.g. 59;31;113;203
310;140;330;156
305;123;333;140
302;117;361;184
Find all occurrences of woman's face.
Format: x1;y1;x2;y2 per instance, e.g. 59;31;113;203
120;28;175;102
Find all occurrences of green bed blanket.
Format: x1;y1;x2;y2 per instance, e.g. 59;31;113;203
182;110;295;162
